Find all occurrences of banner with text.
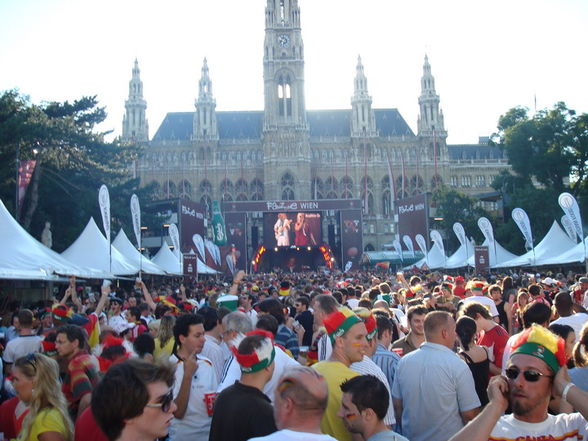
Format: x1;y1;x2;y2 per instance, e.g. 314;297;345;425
397;194;429;249
178;199;206;254
220;212;247;275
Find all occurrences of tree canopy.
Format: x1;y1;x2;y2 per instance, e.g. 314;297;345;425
0;90;156;251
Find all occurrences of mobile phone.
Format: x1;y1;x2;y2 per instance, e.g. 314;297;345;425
102;280;112;288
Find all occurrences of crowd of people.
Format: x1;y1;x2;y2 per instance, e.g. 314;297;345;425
0;267;588;440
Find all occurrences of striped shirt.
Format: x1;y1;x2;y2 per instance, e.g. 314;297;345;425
350;355;396;425
372;343;401;389
276;324;300;359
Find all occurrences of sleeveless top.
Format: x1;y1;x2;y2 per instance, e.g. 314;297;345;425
460;348;490;406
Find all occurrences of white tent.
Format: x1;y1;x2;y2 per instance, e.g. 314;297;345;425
495;221;577;268
536;236;588;266
151;243;182;275
465;239;519;268
61;218;138;276
0;199;102;279
112;229;167;275
409;242;447;270
444;240;475;269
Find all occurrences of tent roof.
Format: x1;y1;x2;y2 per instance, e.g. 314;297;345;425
112;230;167;275
61;218;138;276
410;242;447;270
0;199;103;279
495;221;577;268
444;240;475;269
152;244;182;275
536;235;587;266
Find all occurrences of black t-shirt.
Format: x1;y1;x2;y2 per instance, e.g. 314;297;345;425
295;309;314;346
209;381;277;441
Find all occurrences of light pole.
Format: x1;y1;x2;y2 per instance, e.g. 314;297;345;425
15;143;20;222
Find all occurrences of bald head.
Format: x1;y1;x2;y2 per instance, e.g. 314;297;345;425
424;311;455;347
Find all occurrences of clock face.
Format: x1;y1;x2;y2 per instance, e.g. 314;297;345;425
278;34;290;48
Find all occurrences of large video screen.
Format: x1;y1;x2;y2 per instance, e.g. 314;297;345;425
264;212;322;247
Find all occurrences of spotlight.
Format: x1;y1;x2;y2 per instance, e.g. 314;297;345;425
307;246;311;251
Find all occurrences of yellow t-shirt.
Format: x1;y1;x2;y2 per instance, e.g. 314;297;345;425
312;361;358;441
19;408;69;441
154;337;175;361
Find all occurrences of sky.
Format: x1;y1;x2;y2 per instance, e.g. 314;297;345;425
1;0;587;145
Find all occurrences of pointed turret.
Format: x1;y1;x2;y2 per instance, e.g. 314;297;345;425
193;57;218;141
417;54;446;137
122;59;149;142
351;55;377;138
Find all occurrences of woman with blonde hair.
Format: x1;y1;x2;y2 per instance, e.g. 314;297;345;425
12;353;73;441
153;314;176;361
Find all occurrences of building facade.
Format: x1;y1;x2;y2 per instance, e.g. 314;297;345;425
125;0;509;251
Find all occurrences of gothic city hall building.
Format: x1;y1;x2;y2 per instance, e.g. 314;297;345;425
123;0;510;252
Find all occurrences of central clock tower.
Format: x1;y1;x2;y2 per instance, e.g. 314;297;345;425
262;0;311;200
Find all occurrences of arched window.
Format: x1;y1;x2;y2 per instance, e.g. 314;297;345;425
220;179;234;199
236;193;248;201
364;243;375;251
340;176;353;199
178;180;192;200
162;180;176;198
382;190;392;217
312;177;324;200
199;179;212;195
250;178;264;200
410;175;424;195
325;176;338;193
200;195;212;219
281;173;295;200
431;174;443;190
236;179;248;195
277;73;292;117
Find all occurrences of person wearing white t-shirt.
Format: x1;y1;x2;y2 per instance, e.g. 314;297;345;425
449;325;588;441
3;309;42;374
461;282;499;321
169;314;218;441
248;366;337;441
551;292;588;343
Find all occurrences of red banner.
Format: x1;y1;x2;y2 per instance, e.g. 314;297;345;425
18;160;36;212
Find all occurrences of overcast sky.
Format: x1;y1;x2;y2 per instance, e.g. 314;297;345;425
1;0;587;144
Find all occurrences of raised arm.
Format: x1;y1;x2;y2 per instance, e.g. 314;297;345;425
449;375;509;441
139;280;156;311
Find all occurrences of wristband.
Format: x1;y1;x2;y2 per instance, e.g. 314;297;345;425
562;382;574;402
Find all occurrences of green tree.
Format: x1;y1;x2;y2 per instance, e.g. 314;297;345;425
491;102;588;196
0;90;156;251
431;186;492;254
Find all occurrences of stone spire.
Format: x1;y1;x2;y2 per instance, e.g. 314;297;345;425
417;54;446;137
122;59;149;142
193;57;218;141
351;55;377;138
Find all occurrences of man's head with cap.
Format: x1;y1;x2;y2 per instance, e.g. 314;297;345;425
506;324;566;418
233;330;276;387
323;307;367;366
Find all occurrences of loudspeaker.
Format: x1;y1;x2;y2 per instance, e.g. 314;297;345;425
328;224;335;247
251;226;259;250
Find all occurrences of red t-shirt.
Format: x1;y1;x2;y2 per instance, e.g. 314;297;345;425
75;407;109;441
453;285;466;299
478;324;509;370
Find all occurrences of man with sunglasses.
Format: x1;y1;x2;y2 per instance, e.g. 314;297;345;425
92;359;176;441
449;324;588;441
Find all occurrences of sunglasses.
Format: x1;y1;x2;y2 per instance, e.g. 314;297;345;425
145;390;174;413
505;367;552;382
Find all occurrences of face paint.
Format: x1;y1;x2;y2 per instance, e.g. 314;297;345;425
345;413;358;420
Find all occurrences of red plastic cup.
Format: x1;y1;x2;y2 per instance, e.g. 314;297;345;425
204;392;217;416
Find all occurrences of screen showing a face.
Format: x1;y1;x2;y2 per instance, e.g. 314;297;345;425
264;212;322;247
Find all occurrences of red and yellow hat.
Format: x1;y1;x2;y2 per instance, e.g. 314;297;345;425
323;307;362;344
354;308;377;340
466;281;486;292
232;330;276;373
511;324;566;373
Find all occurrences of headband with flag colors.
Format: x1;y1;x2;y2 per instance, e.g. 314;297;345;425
232;330;276;373
323;307;363;344
511;324;567;373
354;308;377;340
466;281;486;292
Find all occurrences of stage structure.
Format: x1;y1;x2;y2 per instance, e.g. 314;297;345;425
221;199;363;273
